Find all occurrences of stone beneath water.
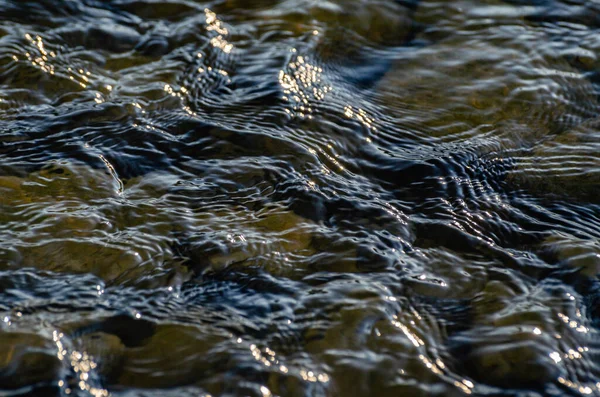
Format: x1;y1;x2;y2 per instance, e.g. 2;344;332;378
0;163;182;285
0;162;180;285
456;268;593;389
118;324;227;388
540;232;600;277
506;118;600;201
0;162;119;204
379;0;600;202
456;290;556;387
0;332;62;391
56;21;142;53
0;163;319;284
73;322;228;390
221;0;416;53
77;332;126;382
122;173;322;279
295;0;415;43
15;241;153;284
377;1;598;145
178;204;318;274
454;331;560;388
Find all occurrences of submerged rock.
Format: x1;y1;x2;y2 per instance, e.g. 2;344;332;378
453;330;560;388
0;163;181;285
453;285;554;388
378;0;598;144
176;204;318;274
0;332;62;391
378;0;599;202
77;332;126;382
72;320;228;390
16;241;147;283
377;33;597;144
540;232;600;277
0;161;119;204
229;0;416;45
55;21;142;54
218;0;418;63
117;324;228;388
0;162;320;284
506;118;600;201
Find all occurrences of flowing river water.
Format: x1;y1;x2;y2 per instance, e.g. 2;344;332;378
1;0;600;396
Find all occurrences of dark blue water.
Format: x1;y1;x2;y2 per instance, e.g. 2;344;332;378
1;0;600;396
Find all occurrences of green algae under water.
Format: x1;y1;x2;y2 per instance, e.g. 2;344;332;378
1;0;600;396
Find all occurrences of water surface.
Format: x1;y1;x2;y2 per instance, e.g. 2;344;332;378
1;0;600;396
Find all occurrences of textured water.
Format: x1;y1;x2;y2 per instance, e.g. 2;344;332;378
1;0;600;396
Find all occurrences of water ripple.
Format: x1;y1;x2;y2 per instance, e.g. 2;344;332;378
1;0;600;396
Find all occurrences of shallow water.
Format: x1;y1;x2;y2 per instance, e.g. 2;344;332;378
0;0;600;396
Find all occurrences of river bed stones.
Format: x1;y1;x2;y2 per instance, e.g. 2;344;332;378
222;0;416;46
0;162;176;285
452;327;561;388
377;28;597;145
68;320;229;390
506;118;600;201
539;232;600;277
116;324;228;388
54;21;142;54
214;0;418;66
0;331;62;392
175;203;319;275
0;162;321;284
0;162;119;204
377;0;599;204
452;281;567;388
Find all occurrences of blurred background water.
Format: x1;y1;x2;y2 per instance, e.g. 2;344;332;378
1;0;600;395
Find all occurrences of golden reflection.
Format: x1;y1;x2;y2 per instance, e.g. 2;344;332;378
23;34;55;75
53;331;110;397
558;377;595;394
20;33;104;90
260;386;272;397
389;313;477;395
250;343;274;367
279;55;331;118
98;154;123;195
205;9;233;53
210;37;233;54
418;354;442;375
163;84;197;116
317;373;330;382
317;146;345;172
247;343;328;385
391;315;424;347
567;348;582;360
453;380;473;395
300;369;329;383
70;349;109;397
558;313;588;333
344;106;376;132
131;102;145;113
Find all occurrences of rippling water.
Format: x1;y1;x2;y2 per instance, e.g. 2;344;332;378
1;0;600;395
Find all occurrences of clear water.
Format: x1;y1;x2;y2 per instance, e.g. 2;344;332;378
1;0;600;396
